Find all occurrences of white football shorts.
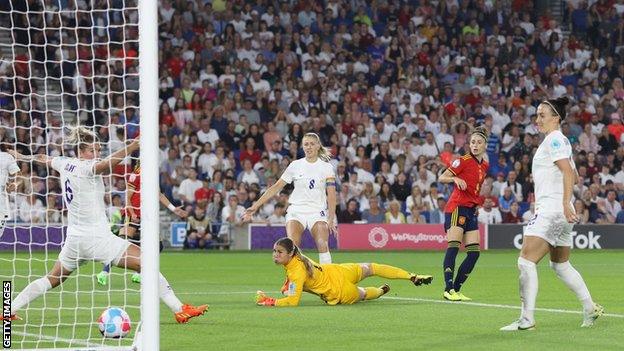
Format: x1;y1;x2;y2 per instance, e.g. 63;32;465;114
523;211;574;247
285;205;328;230
59;227;131;271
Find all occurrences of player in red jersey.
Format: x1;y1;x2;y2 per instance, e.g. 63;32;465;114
438;126;489;301
97;164;188;285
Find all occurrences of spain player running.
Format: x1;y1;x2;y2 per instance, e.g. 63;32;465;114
97;163;188;285
254;237;432;306
501;97;603;331
6;127;206;324
243;132;337;264
438;126;489;301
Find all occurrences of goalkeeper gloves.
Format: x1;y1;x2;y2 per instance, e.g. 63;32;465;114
255;290;276;306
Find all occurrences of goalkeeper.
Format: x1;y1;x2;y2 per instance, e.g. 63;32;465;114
97;163;188;285
256;237;433;306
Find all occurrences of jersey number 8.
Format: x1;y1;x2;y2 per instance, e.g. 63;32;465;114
309;179;315;189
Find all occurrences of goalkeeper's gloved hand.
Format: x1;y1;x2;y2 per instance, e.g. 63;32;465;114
255;290;276;306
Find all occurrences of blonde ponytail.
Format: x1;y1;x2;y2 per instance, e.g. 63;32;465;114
67;125;98;150
304;132;332;162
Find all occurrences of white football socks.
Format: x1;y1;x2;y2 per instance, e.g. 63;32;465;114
318;251;332;264
518;256;538;323
159;272;183;313
550;261;594;313
11;276;52;314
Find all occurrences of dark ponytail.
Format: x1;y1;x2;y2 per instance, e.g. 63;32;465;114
275;237;316;278
542;96;569;121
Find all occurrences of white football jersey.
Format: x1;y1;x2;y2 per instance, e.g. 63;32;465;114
532;130;574;213
52;157;109;233
0;152;20;218
281;158;335;212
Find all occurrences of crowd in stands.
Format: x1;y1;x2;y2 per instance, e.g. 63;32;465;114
3;0;624;249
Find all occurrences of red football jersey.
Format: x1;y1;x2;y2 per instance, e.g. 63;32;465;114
444;154;489;213
122;170;141;218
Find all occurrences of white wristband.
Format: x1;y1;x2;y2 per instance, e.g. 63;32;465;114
167;204;176;211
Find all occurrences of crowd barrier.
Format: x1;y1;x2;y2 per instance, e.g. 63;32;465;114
2;223;623;251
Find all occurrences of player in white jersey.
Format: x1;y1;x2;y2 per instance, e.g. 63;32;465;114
501;97;603;331
5;127;206;324
0;145;21;231
243;132;337;264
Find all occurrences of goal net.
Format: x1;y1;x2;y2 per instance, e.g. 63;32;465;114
0;1;155;349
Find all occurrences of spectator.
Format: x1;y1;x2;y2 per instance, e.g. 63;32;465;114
194;179;214;210
384;200;406;224
185;207;212;249
219;194;245;244
237;159;261;186
267;202;286;225
500;171;524;202
405;185;424;214
406;206;427;224
361;196;384;224
579;122;601;154
338;198;361;224
478;198;502;224
239;136;262;166
498;187;516;214
378;182;395;209
391;172;410;201
17;192;46;223
502;202;522;224
177;168;203;206
604;190;622;222
574;199;591;224
197;119;220;147
429;198;446;224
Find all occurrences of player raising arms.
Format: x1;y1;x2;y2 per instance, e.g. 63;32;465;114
501;97;603;331
6;127;206;324
255;237;433;306
437;126;489;302
243;132;337;264
97;162;188;285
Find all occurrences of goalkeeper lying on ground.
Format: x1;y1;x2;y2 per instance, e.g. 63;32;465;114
256;237;433;306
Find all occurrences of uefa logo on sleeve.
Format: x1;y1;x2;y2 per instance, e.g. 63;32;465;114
368;227;389;248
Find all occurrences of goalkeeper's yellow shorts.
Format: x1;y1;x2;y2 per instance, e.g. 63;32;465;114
333;263;364;305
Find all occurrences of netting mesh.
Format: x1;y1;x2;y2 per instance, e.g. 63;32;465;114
0;1;141;349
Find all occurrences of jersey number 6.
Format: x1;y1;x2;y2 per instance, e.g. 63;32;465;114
64;179;74;204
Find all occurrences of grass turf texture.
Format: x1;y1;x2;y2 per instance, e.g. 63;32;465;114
2;250;623;350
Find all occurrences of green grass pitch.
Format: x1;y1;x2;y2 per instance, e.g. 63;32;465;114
2;250;623;350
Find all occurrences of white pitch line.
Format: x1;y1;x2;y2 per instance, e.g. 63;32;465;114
177;291;275;295
382;296;624;318
177;290;624;319
12;331;101;347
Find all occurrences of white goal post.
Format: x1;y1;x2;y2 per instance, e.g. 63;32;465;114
0;0;160;349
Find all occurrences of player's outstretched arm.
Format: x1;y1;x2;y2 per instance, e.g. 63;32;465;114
94;138;140;175
242;178;287;222
159;192;188;218
326;179;338;235
8;150;52;167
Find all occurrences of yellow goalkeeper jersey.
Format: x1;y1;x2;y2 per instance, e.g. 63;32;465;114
275;257;362;306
